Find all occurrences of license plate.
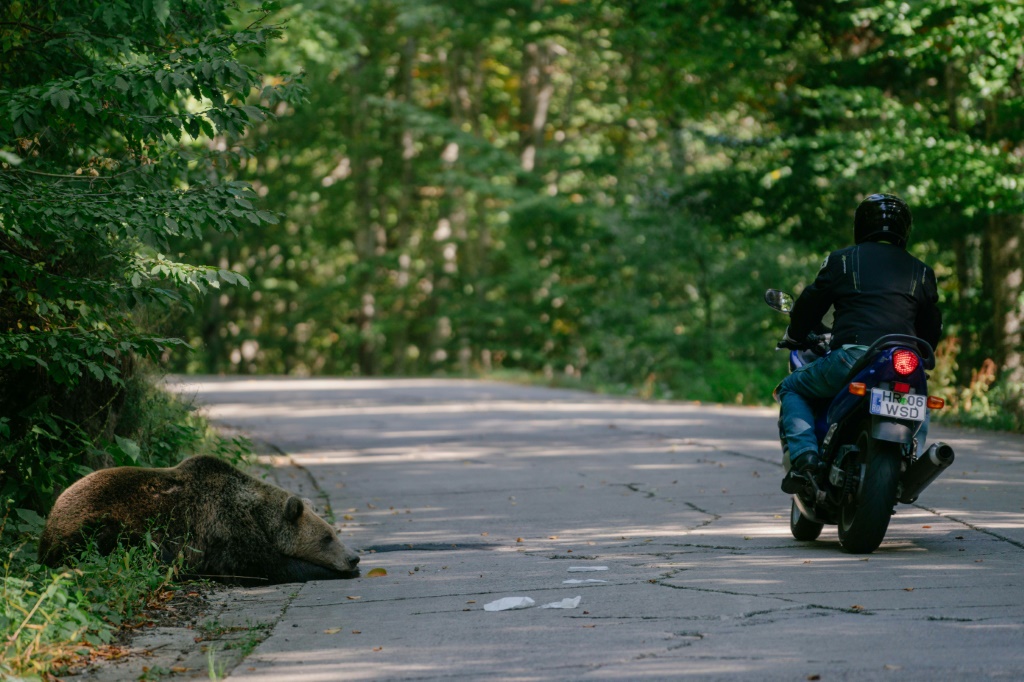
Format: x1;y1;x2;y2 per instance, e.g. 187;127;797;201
869;388;927;421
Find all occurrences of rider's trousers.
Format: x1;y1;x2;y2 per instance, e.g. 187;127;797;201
776;346;866;463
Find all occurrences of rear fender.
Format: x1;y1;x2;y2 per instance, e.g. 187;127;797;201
871;416;917;445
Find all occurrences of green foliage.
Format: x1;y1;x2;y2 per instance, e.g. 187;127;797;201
1;0;294;513
27;0;1012;429
143;2;1006;424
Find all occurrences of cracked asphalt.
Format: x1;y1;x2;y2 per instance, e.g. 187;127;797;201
169;377;1024;681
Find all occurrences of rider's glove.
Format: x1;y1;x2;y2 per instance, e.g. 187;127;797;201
776;327;808;351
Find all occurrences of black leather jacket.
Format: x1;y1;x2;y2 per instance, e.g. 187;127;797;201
789;241;942;351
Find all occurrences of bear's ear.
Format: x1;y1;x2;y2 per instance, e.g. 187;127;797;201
284;496;304;523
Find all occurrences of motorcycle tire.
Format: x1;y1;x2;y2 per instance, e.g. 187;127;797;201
838;427;901;554
790;498;824;541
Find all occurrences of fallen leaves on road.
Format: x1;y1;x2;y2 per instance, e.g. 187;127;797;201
347;596;361;600
850;605;864;611
324;628;342;635
366;567;388;578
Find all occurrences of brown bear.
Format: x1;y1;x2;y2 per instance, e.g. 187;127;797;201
38;455;360;585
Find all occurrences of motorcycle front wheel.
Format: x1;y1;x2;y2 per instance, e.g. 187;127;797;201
790;498;824;541
838;426;901;553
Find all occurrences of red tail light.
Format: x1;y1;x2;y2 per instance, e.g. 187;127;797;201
892;350;920;376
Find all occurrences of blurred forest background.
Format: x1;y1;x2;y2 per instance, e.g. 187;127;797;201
3;0;1024;513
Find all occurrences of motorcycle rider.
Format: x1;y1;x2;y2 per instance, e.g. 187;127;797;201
777;193;943;494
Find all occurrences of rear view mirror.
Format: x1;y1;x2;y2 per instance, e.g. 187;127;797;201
764;289;795;314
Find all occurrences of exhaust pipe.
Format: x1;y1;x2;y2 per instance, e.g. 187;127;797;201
899;442;955;504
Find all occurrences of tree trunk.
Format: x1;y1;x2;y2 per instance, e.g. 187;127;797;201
987;214;1024;388
349;60;379;376
518;39;556;175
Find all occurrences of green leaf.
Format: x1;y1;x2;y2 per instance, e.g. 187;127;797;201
114;436;141;463
241;104;267;121
154;0;170;25
49;89;72;109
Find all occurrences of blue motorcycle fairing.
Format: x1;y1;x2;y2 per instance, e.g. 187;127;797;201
808;347;928;447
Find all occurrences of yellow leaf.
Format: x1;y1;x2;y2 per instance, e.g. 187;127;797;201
324;628;342;635
347;595;361;600
366;567;387;578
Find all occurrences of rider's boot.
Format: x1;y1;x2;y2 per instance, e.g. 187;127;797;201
781;451;822;494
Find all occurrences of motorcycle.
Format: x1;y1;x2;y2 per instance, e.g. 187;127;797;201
765;289;955;553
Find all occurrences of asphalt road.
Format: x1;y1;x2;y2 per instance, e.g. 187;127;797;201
168;377;1024;681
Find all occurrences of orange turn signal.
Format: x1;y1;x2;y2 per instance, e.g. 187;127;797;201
927;396;945;409
849;382;867;396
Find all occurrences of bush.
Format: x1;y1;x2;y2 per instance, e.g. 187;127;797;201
0;0;292;515
0;365;249;514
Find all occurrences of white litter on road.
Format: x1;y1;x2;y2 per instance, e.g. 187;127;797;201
563;578;607;584
567;566;609;572
483;597;535;611
541;596;582;609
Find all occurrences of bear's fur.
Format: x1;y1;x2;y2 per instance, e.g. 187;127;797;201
38;456;360;585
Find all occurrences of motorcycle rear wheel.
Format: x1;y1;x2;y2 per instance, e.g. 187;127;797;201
838;427;900;554
790;499;824;541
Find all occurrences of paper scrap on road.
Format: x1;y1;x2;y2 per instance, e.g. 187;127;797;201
567;566;608;572
483;596;535;611
563;578;607;584
541;596;581;609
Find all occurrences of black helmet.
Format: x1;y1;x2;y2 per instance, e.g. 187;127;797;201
854;193;912;248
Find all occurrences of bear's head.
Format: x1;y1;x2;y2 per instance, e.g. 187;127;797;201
272;495;361;582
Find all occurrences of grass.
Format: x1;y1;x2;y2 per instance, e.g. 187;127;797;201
0;512;183;680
